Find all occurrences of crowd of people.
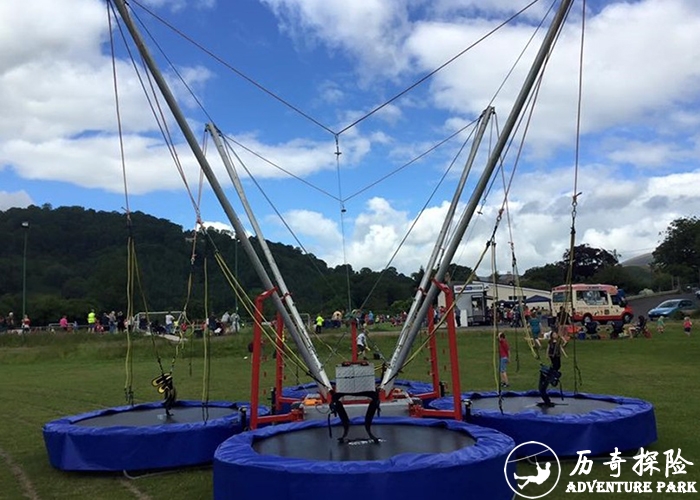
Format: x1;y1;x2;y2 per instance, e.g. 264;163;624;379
0;308;248;337
0;312;31;332
312;309;409;333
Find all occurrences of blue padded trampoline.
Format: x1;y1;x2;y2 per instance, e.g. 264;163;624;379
213;417;515;500
430;390;657;457
44;400;268;471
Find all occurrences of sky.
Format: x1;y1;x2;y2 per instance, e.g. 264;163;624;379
2;0;700;278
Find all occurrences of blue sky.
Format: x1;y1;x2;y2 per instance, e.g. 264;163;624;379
2;0;700;276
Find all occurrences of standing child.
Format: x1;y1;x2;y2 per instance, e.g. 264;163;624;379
498;332;510;388
548;330;563;371
357;329;368;360
656;315;665;334
684;316;693;336
528;312;542;348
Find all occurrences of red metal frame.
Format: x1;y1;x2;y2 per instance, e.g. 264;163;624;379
249;288;303;429
273;310;285;413
414;281;463;420
350;320;358;362
250;282;464;427
410;306;442;402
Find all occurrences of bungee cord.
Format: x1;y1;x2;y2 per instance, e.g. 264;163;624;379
128;0;543;138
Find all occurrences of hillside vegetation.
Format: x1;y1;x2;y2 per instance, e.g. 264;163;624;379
2;206;696;326
0;205;417;325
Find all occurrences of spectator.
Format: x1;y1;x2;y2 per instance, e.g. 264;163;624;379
22;314;31;333
498;332;510;388
108;311;117;334
231;312;240;333
165;311;175;334
357;328;368;360
208;313;220;335
367;310;375;325
528;312;542;348
87;309;96;332
656;315;665;335
331;310;342;328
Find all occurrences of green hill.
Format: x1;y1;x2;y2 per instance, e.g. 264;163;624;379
0;205;417;326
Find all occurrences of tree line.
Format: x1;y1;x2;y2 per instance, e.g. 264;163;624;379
1;205;697;326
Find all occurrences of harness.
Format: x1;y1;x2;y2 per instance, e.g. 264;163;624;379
328;389;381;444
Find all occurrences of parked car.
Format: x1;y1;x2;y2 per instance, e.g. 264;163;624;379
647;299;696;320
696;290;700;299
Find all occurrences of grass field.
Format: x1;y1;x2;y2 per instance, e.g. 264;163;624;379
1;322;699;499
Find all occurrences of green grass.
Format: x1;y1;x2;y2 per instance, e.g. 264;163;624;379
0;323;698;499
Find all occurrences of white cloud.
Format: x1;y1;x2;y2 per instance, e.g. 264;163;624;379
1;135;198;194
202;220;235;234
274;164;700;275
0;191;33;211
3;0;700;279
606;140;685;168
0;0;218;192
257;0;700;165
283;209;341;245
316;80;345;105
260;0;413;79
140;0;217;12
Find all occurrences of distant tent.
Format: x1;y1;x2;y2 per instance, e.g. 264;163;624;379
525;295;551;304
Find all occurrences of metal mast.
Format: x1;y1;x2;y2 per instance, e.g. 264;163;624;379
380;0;575;393
387;106;493;378
111;0;332;392
206;123;324;371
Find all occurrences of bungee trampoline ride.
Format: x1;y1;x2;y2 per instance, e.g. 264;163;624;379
430;390;657;457
43;401;266;472
43;0;658;498
213;418;515;500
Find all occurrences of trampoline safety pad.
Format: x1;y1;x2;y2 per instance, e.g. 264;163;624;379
214;417;516;500
430;390;657;457
43;400;267;471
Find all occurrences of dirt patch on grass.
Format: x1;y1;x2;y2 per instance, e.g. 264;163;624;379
120;478;152;499
0;446;40;500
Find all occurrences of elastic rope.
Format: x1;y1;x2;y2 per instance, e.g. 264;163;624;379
567;0;587;394
491;242;501;393
202;253;211;406
110;6;203;218
354;120;480;315
334;135;352;315
207;240;311;370
109;3;134;404
337;0;543;135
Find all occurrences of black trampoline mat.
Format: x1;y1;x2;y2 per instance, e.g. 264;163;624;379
74;406;236;427
252;424;476;462
471;396;619;415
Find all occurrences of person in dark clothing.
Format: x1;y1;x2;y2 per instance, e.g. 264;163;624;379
538;330;563;407
547;329;563;371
